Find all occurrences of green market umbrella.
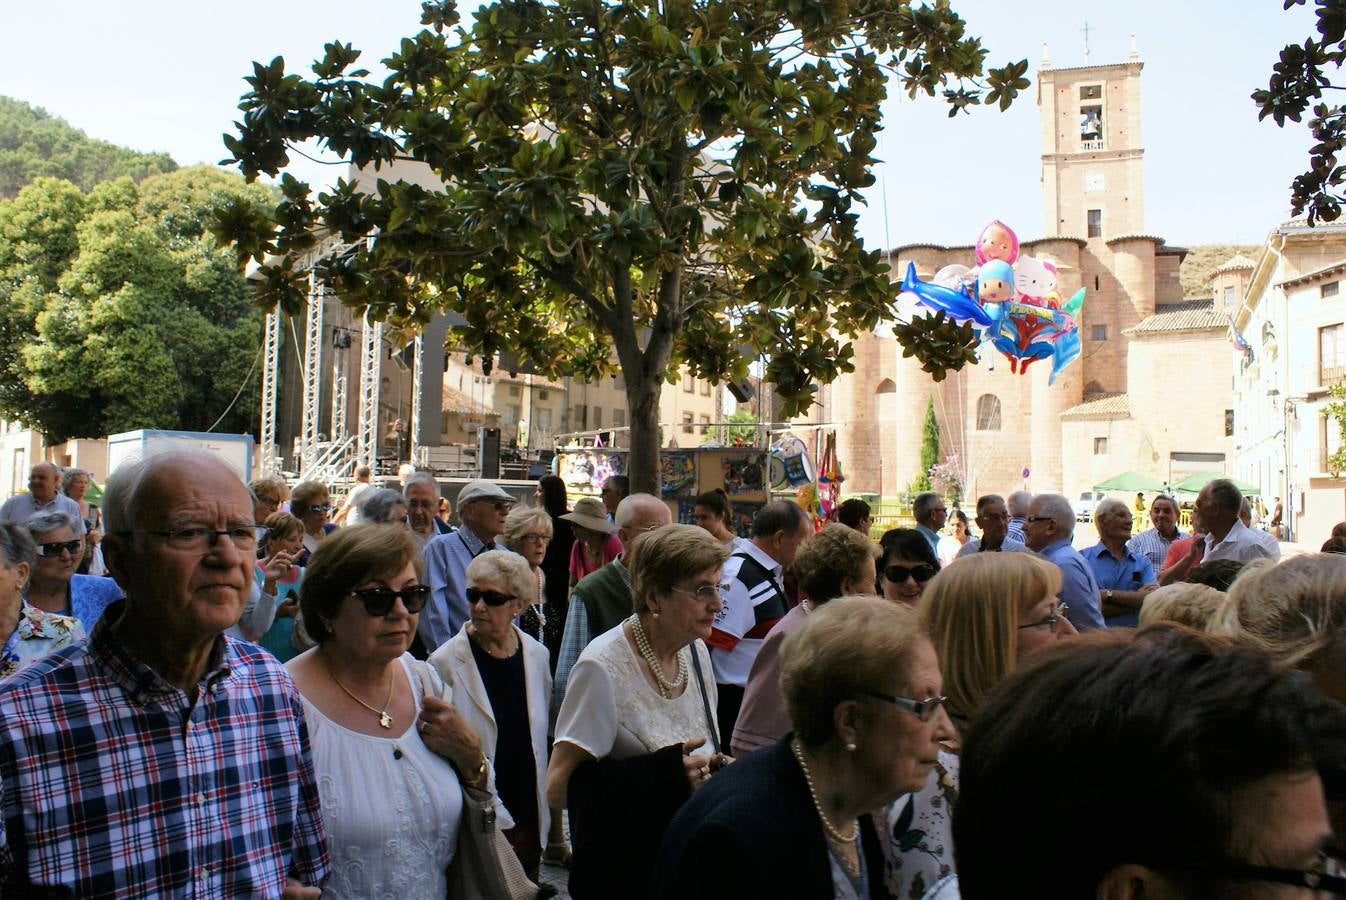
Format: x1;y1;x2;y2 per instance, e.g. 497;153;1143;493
1092;471;1166;493
1170;471;1261;496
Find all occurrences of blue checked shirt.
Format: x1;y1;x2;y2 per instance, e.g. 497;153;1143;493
0;601;329;895
1126;526;1183;572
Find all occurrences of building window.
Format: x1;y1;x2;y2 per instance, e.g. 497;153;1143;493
1093;437;1109;455
683;372;695;393
613;408;625;427
681;412;694;434
1080;85;1102;100
1321;323;1345;386
1079;96;1103;149
1087;209;1102;238
875;378;896;394
701;380;711;396
537;390;549;401
1225;409;1234;437
700;414;711;434
1323;281;1340;299
1223;286;1236;308
535;408;552;432
508;385;520;397
1091;324;1108;341
573;404;587;429
975;394;1002;431
503;405;520;426
592;406;602;428
1324;413;1344;471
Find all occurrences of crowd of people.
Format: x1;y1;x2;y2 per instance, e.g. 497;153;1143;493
0;455;1344;899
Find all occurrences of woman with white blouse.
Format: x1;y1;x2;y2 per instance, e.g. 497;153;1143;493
287;524;487;898
546;523;733;898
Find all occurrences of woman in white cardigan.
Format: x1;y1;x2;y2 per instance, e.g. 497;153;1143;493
429;550;553;881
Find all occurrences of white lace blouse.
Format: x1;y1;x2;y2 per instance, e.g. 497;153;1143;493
555;624;717;761
302;655;463;899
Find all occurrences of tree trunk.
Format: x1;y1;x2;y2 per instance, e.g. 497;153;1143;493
625;371;663;496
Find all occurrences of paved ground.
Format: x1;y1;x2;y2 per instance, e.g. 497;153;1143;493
539;859;570;898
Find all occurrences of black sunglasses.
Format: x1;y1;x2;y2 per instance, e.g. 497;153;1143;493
466;587;516;607
36;539;82;558
884;563;937;584
350;584;430;616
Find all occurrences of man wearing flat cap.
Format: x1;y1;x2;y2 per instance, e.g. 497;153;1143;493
422;480;516;651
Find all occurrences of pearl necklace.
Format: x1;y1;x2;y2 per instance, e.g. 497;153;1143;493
628;614;687;699
791;739;858;845
529;568;547;634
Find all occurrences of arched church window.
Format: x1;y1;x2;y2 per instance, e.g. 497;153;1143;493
975;394;1002;431
875;379;896;394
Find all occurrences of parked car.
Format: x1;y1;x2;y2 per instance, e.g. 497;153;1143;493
1073;491;1105;522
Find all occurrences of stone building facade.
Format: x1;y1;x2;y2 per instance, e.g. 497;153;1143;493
809;50;1237;501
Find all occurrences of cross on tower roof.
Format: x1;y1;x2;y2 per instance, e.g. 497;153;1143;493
1082;21;1091;64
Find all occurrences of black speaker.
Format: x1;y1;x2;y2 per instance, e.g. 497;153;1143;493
727;378;755;403
478;427;501;479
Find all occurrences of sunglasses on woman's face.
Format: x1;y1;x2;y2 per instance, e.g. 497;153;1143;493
884;562;937;584
349;584;430;616
36;539;82;558
466;587;516;607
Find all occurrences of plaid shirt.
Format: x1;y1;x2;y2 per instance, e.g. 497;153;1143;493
1126;526;1183;572
0;600;329;896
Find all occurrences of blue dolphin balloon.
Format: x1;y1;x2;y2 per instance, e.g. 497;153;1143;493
901;262;995;328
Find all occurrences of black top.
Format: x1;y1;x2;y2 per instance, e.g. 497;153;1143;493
539;514;576;667
648;738;886;899
468;634;538;828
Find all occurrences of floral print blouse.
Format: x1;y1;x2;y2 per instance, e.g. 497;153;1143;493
1;602;84;680
881;748;960;899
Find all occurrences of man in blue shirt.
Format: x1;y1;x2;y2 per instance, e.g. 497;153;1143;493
912;492;947;556
1023;493;1105;631
422;480;515;651
1083;499;1157;627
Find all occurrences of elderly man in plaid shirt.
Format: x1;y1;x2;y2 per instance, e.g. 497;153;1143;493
0;451;328;897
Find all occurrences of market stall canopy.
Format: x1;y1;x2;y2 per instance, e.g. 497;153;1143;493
1170;472;1260;496
1092;471;1166;492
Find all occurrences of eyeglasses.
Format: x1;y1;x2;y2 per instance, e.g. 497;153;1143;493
866;691;949;722
1018;603;1068;633
1025;516;1054;524
1206;855;1346;895
350;584;430;616
519;533;551;544
36;539;82;558
884;563;937;584
257;496;280;510
309;503;333;513
467;586;516;607
670;582;730;602
136;526;260;553
406;498;435;508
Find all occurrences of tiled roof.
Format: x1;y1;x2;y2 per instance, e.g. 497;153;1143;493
442;386;496;417
1277;258;1346;290
1211;254;1257;274
1062;393;1131;420
1123;299;1228;336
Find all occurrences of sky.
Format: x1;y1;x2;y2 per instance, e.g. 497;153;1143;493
0;0;1322;251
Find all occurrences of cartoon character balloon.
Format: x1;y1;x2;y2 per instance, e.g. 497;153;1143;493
894;218;1083;385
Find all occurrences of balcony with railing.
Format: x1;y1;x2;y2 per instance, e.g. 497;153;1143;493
1320;365;1346;388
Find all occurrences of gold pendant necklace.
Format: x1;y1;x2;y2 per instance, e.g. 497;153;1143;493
325;655;396;729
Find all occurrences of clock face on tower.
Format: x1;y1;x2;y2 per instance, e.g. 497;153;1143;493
1085;171;1105;192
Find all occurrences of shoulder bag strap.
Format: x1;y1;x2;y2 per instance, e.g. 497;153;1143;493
688;640;721;755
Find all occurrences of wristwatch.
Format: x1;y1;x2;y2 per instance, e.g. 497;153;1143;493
1104;589;1114;601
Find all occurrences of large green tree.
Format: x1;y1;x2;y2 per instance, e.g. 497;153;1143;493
0;96;176;199
0;166;273;441
1254;0;1346;223
218;0;1021;492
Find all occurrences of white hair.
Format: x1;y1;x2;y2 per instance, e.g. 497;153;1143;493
1030;493;1075;535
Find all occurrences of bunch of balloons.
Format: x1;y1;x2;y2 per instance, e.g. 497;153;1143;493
898;220;1084;383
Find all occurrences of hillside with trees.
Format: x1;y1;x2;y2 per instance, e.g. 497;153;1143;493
0;96;176;199
1177;244;1262;299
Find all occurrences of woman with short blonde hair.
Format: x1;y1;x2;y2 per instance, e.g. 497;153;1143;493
1209;554;1346;704
1137;582;1226;631
653;597;955;897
